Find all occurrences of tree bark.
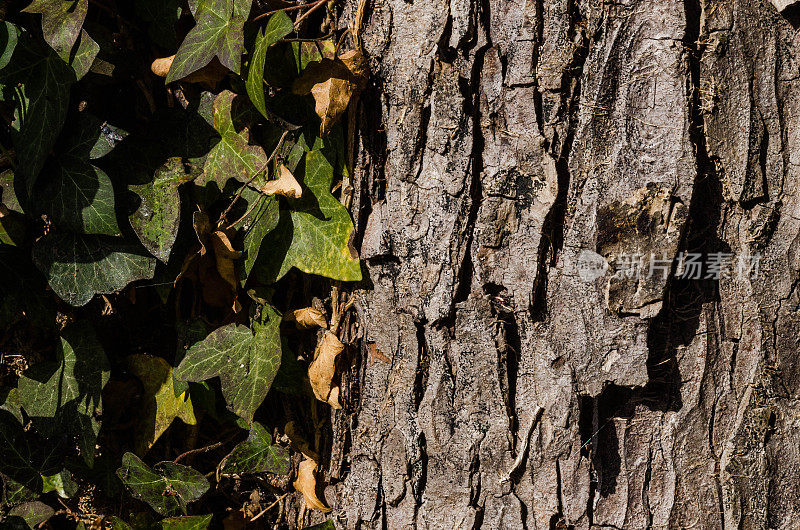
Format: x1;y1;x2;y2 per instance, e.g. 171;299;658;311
326;0;800;527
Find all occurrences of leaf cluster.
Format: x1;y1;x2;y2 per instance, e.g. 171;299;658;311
0;0;365;527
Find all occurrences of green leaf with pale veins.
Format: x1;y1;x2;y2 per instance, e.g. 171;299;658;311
160;515;213;530
39;161;119;236
7;501;54;528
199;90;268;187
221;421;289;475
166;0;253;83
0;410;61;493
130;158;186;262
116;453;209;516
0;33;75;196
246;11;293;118
239;186;279;280
23;0;88;59
69;29;99;80
0;22;19;70
125;354;197;456
18;321;110;467
174;303;282;422
255;149;361;283
0;388;22;425
32;232;156;306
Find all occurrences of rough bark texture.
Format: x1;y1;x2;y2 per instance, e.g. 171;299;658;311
324;0;800;527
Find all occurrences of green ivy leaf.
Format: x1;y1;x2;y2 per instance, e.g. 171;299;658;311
22;0;88;59
7;500;54;528
69;29;99;80
41;469;78;499
304;522;336;530
246;11;293;118
198;90;268;188
116;453;209;517
38;160;120;236
239;187;279;279
166;0;253;83
160;515;213;530
125;354;197;456
221;421;289;475
255;149;361;283
0;33;75;196
32;232;156;306
0;171;26;245
0;410;61;493
0;22;19;70
174;304;282;422
18;321;110;467
130;158;186;262
0;388;22;425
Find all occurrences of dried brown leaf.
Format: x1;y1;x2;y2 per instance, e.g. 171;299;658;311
292;49;369;136
261;164;302;198
308;331;343;409
151;56;228;89
293;457;331;513
286;307;328;329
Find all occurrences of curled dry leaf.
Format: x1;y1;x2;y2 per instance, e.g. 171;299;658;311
284;421;319;461
176;211;241;312
308;331;344;409
261;164;302;199
286;307;328;329
293;457;331;513
210;230;242;290
292;49;369;136
151;55;228;89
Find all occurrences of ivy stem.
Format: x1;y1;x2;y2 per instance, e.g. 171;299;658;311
293;0;328;28
219;130;289;228
252;0;327;24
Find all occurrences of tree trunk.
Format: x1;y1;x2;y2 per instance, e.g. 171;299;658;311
327;0;800;527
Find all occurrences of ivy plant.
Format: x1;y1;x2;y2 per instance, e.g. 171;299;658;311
0;0;367;527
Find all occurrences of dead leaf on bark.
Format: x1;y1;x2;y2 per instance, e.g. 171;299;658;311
293;457;331;513
285;307;327;329
284;421;319;462
261;164;302;199
292;49;369;136
308;331;344;408
151;55;228;89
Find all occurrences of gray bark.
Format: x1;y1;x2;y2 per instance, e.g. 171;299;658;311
323;0;800;527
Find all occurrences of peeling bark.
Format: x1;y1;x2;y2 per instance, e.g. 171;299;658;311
321;0;800;528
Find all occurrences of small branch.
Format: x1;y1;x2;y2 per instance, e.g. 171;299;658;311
219;130;289;227
251;492;290;522
174;441;226;463
293;0;328;28
252;0;326;23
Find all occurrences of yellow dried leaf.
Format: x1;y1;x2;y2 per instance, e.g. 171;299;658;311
261;164;302;198
293;457;331;513
210;230;242;291
286;307;328;329
292;49;369;136
308;331;344;409
151;55;228;89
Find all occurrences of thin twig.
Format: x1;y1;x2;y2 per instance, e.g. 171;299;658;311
251;492;291;522
219;130;289;227
293;0;328;28
174;441;226;463
252;0;326;23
